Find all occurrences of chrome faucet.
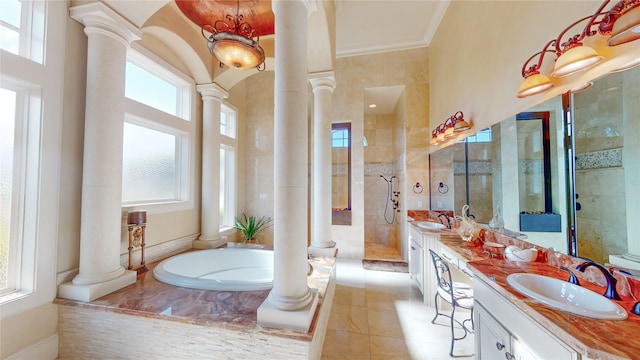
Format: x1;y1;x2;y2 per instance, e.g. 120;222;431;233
438;213;452;229
576;261;622;300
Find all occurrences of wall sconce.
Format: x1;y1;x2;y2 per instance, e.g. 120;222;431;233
517;0;640;98
443;117;455;137
431;111;472;146
430;128;440;145
127;210;148;276
436;124;446;141
608;0;640;45
452;111;471;132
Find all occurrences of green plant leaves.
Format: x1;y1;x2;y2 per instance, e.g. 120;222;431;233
234;213;272;242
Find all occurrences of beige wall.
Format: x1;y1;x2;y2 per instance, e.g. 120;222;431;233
232;72;276;245
331;48;429;259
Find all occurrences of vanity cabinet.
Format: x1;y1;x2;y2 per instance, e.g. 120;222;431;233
474;277;580;360
409;235;424;294
408;223;443;306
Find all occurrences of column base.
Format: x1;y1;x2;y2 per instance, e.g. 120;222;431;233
58;270;136;302
609;254;640;271
192;237;226;249
257;289;319;332
308;245;338;258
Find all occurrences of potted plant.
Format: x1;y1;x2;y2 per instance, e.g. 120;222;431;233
234;213;272;243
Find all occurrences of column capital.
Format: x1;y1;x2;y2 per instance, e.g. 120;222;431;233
309;71;336;92
70;2;142;46
196;83;229;100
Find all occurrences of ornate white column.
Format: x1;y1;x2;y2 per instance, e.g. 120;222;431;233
59;3;141;301
257;0;318;331
309;72;336;251
193;83;228;249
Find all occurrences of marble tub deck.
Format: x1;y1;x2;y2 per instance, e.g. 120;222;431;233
55;249;337;359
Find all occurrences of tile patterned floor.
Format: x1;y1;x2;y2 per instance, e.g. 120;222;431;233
321;258;475;360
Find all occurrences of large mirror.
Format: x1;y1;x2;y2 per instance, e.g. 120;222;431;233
572;65;640;266
332;123;352;225
429;96;567;250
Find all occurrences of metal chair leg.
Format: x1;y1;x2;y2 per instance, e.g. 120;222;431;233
449;302;456;357
431;292;441;324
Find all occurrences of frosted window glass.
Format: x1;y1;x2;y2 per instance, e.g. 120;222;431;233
125;62;178;117
220;112;227;135
122;123;176;203
220;105;236;138
0;88;16;290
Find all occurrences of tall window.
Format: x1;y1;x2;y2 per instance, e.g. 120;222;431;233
0;0;45;63
1;0;61;316
122;48;194;209
1;85;19;294
219;104;237;229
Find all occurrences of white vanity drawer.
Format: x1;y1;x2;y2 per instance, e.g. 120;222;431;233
440;247;459;267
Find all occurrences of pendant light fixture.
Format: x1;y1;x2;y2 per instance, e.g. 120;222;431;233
201;0;265;71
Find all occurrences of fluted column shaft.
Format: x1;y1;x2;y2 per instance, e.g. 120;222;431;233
195;84;228;247
310;72;336;249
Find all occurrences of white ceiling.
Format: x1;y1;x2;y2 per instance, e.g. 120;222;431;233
103;0;450;115
335;0;450;58
336;1;450;115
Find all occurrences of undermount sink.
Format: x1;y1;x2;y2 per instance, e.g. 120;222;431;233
416;221;446;230
506;273;628;320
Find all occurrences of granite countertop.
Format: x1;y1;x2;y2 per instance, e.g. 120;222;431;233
412;210;640;359
467;259;640;360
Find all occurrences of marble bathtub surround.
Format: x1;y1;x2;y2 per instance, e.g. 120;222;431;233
56;251;337;359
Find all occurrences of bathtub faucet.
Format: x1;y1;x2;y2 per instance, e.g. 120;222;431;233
576;260;621;300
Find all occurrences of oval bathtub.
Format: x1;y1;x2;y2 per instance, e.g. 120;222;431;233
153;248;273;291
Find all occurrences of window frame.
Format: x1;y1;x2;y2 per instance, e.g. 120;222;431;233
0;0;64;319
0;0;45;64
122;45;196;215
